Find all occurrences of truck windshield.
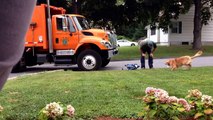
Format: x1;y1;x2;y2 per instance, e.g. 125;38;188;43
73;16;90;30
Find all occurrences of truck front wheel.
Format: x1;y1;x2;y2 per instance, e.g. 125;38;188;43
77;50;102;71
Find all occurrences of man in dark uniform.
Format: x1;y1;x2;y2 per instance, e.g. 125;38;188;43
139;40;157;69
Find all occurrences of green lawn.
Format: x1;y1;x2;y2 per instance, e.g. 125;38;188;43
112;45;213;60
1;67;213;119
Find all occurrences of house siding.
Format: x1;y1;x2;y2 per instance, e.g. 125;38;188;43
147;28;158;43
170;6;213;45
202;20;213;44
147;5;213;45
169;6;194;45
160;30;168;45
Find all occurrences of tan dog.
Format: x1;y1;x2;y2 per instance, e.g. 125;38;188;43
165;51;203;70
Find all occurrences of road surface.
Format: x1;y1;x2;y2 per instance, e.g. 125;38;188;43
9;56;213;79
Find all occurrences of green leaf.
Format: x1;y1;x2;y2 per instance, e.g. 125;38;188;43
177;107;185;112
150;96;155;100
204;109;213;115
138;112;145;117
172;103;179;106
161;104;169;109
144;105;150;111
149;110;157;117
172;116;180;120
194;112;204;119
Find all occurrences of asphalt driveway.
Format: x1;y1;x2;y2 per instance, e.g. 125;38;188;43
9;56;213;79
104;56;213;70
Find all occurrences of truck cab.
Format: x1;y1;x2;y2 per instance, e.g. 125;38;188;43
51;14;118;70
13;4;118;72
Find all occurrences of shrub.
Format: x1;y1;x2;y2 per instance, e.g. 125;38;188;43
38;102;75;120
139;87;213;120
0;105;3;119
186;89;213;120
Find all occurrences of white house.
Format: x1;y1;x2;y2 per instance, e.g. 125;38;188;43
146;6;213;46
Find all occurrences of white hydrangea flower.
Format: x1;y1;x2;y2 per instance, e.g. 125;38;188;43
151;88;169;103
43;102;63;118
0;105;3;112
188;89;202;98
201;95;212;105
167;96;178;103
145;87;156;95
66;105;75;117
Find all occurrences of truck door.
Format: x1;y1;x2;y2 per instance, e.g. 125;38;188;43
52;16;78;50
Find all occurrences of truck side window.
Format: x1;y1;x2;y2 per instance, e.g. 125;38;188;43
68;18;76;33
56;17;69;32
56;18;63;31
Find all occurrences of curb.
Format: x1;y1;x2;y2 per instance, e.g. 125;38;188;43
8;69;64;80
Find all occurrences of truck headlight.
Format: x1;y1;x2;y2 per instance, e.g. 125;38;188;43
101;40;112;49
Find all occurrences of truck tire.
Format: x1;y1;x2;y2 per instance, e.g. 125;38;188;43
77;50;102;71
101;58;110;67
11;57;26;73
131;43;135;46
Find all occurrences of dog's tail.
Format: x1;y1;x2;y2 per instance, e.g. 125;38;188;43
191;50;203;59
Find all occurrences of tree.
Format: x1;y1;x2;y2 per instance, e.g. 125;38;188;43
78;0;117;26
192;0;213;49
133;22;147;40
193;0;202;50
77;0;148;39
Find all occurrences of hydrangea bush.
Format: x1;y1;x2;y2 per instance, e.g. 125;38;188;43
186;89;213;120
0;105;3;119
139;87;213;120
38;102;75;120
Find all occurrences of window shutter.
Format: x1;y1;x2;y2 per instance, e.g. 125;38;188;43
179;22;182;34
151;27;156;35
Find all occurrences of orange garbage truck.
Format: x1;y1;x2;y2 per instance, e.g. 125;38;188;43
13;4;118;71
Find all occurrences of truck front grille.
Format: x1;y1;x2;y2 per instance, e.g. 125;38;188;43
108;32;117;49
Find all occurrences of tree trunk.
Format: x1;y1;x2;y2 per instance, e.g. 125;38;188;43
73;0;78;14
193;0;202;50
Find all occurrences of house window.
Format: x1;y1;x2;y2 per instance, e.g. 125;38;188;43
171;21;182;34
151;27;156;35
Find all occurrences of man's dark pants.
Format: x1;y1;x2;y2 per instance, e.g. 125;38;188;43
140;49;153;69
